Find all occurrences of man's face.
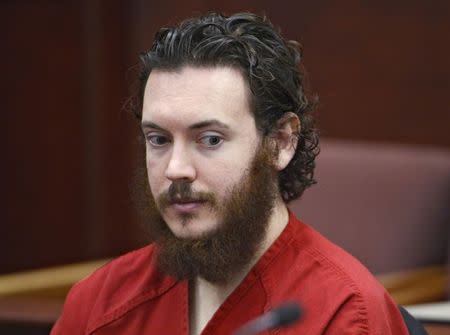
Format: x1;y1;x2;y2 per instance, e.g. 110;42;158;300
142;66;262;240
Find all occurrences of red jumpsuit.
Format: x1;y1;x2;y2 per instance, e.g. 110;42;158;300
51;212;408;334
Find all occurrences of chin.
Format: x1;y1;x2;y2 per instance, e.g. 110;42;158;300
168;217;219;239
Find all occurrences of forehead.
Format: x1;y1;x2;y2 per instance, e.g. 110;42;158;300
142;66;255;128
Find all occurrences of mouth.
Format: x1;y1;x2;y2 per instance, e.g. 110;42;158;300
169;199;206;213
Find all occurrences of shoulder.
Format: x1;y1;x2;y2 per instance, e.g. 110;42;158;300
283;213;385;294
269;213;408;334
51;244;177;335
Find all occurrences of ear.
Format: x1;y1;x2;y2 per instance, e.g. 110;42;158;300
272;112;300;171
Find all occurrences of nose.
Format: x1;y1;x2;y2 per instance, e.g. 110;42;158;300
165;143;197;182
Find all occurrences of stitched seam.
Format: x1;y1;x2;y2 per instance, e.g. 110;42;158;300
305;247;370;335
86;278;178;334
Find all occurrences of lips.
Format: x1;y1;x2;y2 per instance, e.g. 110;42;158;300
169;199;206;213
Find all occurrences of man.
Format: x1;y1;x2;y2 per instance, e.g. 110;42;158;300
52;12;409;334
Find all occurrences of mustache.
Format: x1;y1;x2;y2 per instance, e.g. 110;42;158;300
157;181;217;209
168;181;192;201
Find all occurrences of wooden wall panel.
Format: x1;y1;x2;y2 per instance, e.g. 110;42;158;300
76;0;145;260
290;1;450;146
2;1;87;272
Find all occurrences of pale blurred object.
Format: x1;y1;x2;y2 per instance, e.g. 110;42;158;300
405;301;450;335
405;301;450;323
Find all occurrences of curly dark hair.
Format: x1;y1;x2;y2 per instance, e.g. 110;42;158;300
134;12;319;202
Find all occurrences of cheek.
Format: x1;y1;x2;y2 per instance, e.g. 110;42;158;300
145;158;165;195
200;158;250;197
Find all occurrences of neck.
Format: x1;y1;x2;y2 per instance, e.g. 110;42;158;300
257;197;290;266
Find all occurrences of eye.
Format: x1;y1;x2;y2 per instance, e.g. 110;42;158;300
147;134;170;147
198;134;224;148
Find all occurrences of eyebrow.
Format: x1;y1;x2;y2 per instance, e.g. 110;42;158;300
188;119;230;130
141;119;230;131
141;121;164;130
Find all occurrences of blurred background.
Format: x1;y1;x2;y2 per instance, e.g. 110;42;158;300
1;0;449;333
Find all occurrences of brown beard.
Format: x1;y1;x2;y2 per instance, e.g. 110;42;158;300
134;142;278;284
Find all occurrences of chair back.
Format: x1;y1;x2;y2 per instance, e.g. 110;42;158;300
289;139;450;274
